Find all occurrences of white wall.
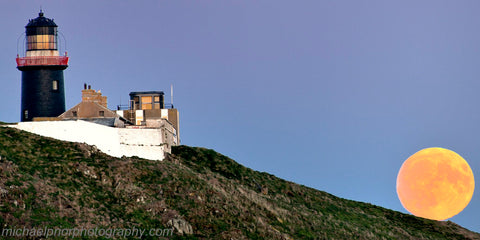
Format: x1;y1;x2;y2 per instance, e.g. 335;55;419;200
9;120;166;160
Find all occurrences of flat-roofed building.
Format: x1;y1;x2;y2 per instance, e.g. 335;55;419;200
129;91;165;110
117;91;180;144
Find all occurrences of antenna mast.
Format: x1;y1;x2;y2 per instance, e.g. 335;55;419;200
171;84;174;108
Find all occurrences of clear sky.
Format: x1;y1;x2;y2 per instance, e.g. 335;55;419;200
2;0;480;232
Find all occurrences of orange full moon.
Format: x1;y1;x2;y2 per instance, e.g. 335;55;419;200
396;147;475;221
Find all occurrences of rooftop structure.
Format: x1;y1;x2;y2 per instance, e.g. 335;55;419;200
129;91;165;110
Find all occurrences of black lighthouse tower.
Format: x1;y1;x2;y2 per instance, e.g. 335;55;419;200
16;11;68;121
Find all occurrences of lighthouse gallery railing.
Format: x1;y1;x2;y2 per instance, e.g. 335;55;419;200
16;56;69;67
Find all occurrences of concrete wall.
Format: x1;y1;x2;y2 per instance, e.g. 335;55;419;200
9;120;168;161
116;109;180;145
167;109;180;144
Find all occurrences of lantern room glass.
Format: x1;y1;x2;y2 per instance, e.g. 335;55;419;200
26;27;58;51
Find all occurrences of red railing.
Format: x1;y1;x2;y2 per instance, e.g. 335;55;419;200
16;56;69;67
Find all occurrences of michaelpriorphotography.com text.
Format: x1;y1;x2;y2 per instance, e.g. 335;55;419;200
1;226;173;238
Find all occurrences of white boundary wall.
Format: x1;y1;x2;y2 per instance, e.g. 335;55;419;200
9;120;166;160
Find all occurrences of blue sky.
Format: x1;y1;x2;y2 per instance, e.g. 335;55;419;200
2;0;480;232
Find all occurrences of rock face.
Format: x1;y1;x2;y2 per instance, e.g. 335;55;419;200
167;218;193;235
0;127;479;239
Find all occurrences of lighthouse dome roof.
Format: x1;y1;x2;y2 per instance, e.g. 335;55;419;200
26;11;58;28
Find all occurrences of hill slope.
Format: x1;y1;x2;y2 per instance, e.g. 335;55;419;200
0;126;478;239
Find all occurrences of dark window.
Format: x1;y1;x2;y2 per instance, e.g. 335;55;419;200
99;111;105;117
72;111;77;117
24;110;28;119
133;96;140;110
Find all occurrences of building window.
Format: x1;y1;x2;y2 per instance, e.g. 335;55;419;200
154;96;161;109
52;80;58;91
141;96;152;110
72;111;77;117
133;97;140;110
99;111;104;117
24;110;28;119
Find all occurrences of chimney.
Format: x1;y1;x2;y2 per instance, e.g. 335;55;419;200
81;85;108;108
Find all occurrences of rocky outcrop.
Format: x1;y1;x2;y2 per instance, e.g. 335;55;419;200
167;217;193;235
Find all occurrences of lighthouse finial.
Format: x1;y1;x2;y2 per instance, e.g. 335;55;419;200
39;6;44;17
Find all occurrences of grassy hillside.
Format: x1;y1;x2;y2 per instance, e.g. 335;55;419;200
0;126;478;239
